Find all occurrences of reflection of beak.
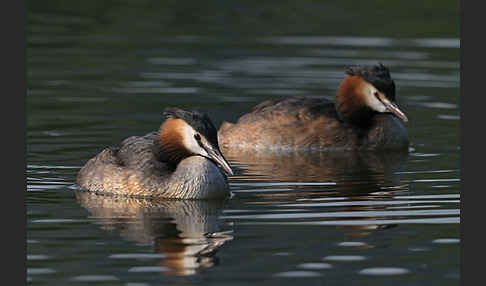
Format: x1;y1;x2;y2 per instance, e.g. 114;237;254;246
376;93;409;122
206;147;234;176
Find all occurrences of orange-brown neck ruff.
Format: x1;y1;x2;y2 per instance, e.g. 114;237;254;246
157;118;192;165
335;75;375;127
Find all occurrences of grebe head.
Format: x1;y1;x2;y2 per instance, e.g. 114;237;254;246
158;108;233;175
336;64;408;125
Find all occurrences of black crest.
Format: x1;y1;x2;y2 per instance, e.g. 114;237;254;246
344;63;396;101
163;107;220;147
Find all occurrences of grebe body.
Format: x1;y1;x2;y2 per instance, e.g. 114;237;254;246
218;64;409;151
77;108;233;199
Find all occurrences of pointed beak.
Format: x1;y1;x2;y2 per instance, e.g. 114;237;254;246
376;93;409;122
206;147;234;176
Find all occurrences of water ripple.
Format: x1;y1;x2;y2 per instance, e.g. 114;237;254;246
221;209;459;220
359;267;410;276
274;271;322;277
259;36;459;49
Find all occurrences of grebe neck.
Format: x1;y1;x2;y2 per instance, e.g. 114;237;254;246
335;76;375;127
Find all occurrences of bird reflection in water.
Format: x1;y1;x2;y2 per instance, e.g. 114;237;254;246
223;147;410;236
75;191;233;275
224;147;408;189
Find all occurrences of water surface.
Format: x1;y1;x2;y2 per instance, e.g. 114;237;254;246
27;2;460;285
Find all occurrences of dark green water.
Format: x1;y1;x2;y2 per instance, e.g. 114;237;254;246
27;1;460;285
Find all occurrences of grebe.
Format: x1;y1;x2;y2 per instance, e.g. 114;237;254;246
218;64;409;151
76;108;233;199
